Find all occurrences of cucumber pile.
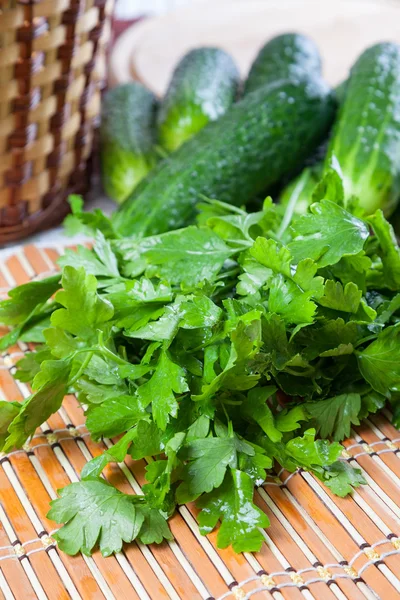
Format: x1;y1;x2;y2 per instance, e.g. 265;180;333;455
102;47;241;204
100;35;400;238
113;76;334;237
101;34;333;211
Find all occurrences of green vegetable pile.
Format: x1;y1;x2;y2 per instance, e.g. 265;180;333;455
2;34;400;559
1;181;400;556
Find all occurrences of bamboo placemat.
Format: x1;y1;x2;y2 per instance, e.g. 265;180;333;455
0;245;400;600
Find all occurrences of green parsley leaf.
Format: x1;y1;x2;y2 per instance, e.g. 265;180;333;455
0;275;61;351
261;313;297;370
268;274;317;325
143;432;185;511
48;479;171;556
52;267;113;339
250;239;322;324
358;390;386;420
129;420;164;459
116;226;235;287
81;428;137;479
285;429;343;469
126;301;183;342
14;349;52;383
238;449;272;486
294;318;358;360
368;210;400;290
194;312;262;404
197;469;269;552
250;237;291;275
0;401;20;448
326;253;372;293
275;406;307;432
289;200;369;267
77;354;122;386
93;232;120;277
137;505;174;544
180;296;222;329
321;461;366;497
108;278;172;309
197;197;274;241
44;328;83;359
58;233;120;279
137;350;188;430
79;379;127;405
312;156;345;204
176;437;238;502
2;360;71;451
318;280;362;313
357;325;400;395
241;386;282;442
0;275;61;326
237;255;271;296
305;393;361;441
293;258;325;298
64;195;116;239
375;293;400;325
85;394;148;439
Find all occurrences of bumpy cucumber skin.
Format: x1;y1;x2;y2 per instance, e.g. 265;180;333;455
244;33;322;94
101;83;159;203
325;42;400;216
114;76;335;237
157;47;240;152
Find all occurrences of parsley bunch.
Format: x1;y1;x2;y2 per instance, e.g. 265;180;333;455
1;185;400;556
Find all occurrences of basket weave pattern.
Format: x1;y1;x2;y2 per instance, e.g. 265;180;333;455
0;0;112;243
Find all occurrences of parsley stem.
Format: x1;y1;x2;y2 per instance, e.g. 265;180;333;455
97;330;130;366
226;239;253;248
218;267;240;280
354;334;378;348
99;344;129;365
276;175;306;239
221;401;230;424
69;351;94;386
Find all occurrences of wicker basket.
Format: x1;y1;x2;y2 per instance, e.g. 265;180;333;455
0;0;113;244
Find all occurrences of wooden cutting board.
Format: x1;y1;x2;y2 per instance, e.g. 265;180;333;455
109;0;400;94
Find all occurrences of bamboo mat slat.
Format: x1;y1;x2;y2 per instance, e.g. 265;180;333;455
0;245;400;600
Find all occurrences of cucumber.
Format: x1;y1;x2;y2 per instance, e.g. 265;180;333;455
244;33;322;94
334;79;348;105
114;75;335;237
101;83;159;204
157;47;240;152
324;42;400;216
